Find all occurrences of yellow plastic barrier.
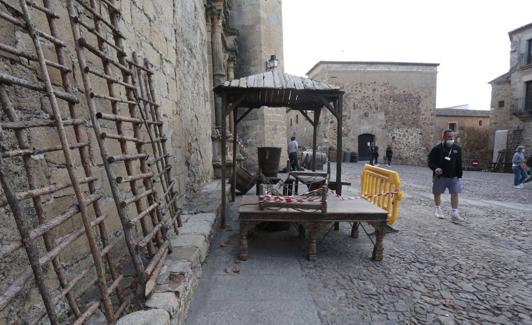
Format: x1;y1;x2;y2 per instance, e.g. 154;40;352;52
360;164;403;225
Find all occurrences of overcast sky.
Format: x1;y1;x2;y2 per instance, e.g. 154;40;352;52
282;0;532;110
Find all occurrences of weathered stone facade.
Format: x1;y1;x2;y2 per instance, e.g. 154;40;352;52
0;0;282;322
228;0;287;172
300;61;438;165
434;106;491;163
489;22;532;163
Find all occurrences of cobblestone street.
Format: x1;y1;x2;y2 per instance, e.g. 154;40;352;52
303;162;532;324
187;162;532;325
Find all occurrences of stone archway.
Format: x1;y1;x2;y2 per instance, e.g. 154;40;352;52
358;133;375;161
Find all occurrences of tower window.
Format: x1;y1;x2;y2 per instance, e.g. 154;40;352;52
478;120;483;127
498;100;504;108
448;122;456;131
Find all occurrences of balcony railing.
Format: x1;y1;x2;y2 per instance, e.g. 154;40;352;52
511;98;532;119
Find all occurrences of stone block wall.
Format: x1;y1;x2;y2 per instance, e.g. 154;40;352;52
307;62;438;165
0;0;215;322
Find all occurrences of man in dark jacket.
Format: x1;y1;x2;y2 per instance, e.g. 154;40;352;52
428;129;464;223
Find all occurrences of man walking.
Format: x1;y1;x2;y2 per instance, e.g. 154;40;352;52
428;129;464;223
288;136;299;171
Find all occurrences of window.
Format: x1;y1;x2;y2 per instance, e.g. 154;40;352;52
448;122;457;131
498;100;504;108
478;120;483;127
528;39;532;65
290;118;293;127
295;114;299;124
526;81;532;111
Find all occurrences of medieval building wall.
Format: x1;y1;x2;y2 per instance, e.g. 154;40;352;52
305;62;438;165
0;0;217;322
228;0;287;172
489;22;532;163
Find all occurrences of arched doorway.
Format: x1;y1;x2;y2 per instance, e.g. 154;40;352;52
358;133;375;161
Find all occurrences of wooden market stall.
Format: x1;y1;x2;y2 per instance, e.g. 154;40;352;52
214;69;344;227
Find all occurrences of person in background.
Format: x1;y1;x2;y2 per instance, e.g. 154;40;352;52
372;144;379;166
385;145;393;167
428;129;464;223
369;142;375;165
512;145;528;189
288;136;299;171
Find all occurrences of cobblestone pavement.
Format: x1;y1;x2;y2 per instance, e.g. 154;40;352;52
304;162;532;324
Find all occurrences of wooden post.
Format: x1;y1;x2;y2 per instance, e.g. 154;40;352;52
231;105;237;202
336;95;343;195
312;108;321;171
221;94;227;228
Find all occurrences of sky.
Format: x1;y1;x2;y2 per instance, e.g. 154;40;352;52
282;0;532;110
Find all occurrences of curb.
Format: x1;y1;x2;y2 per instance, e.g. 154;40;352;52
116;180;227;325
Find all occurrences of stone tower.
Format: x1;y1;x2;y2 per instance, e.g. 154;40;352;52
229;0;288;172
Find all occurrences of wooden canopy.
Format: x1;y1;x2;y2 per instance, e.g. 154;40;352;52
214;69;344;227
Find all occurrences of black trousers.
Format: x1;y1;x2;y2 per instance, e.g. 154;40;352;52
289;152;299;171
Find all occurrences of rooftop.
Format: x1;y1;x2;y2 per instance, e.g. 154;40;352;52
435;107;490;117
307;61;440;76
509;22;532;37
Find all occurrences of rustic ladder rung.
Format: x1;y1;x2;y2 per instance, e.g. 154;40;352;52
26;1;60;18
73;300;100;325
96;111;143;124
144;241;169;276
78;38;130;74
0;72;79;103
1;141;89;158
106;274;124;296
0;176;97;207
0;43;71;72
107;153;148;163
84;66;135;89
142;136;166;145
28;192;103;240
128;203;158;226
0;11;25;28
100;132;142;143
115;172;153;184
137;223;163;248
0;118;83;129
0;269;33;311
120;189;153;207
52;266;92;305
0;240;23;259
75;18;125;55
137;96;159;107
153;165;171;180
148;153;170;166
162;180;176;198
90;91;137;105
35;29;66;47
72;0;124;38
39;227;86;266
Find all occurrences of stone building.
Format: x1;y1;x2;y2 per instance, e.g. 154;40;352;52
489;22;532;166
434;105;491;163
0;0;284;322
228;0;288;172
295;61;438;165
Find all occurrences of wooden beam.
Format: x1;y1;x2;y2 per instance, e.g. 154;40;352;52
236;107;253;125
220;94;227;228
225;94;246;116
299;110;314;126
318;95;337;119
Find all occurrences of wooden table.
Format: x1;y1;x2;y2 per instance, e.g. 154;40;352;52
238;195;388;261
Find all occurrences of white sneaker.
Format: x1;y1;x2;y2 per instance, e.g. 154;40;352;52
519;184;525;189
513;184;523;189
435;207;444;219
451;211;464;224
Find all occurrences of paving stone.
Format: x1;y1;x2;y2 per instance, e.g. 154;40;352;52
146;292;179;316
116;309;170;325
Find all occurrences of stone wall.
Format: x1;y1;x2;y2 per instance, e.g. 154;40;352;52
229;0;287;172
434;112;491;161
306;62;438;165
489;22;532;161
0;0;215;322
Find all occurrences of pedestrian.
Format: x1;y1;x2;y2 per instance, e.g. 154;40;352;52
512;145;528;189
369;142;379;166
288;136;299;171
385;145;393;167
428;129;464;223
369;142;375;165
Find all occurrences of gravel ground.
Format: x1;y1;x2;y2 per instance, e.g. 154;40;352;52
302;162;532;324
